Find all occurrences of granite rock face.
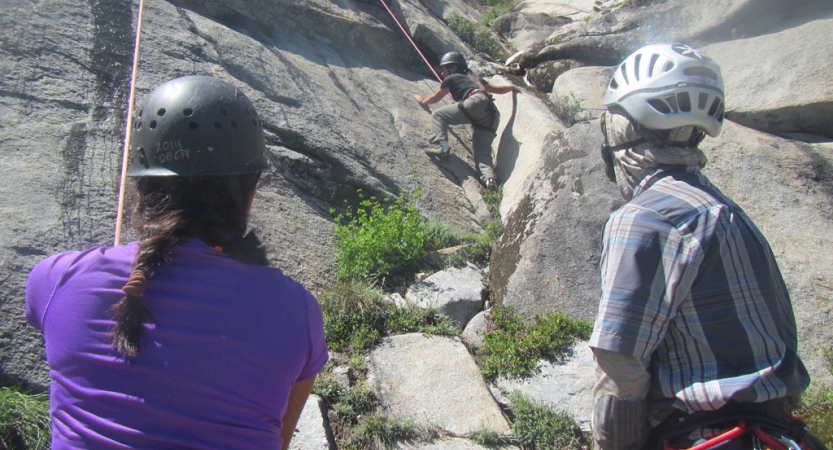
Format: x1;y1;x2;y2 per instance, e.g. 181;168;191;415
1;1;831;445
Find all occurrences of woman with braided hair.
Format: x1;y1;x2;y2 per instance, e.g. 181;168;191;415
25;76;328;449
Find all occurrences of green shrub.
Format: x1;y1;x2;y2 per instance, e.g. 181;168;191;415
446;11;506;60
0;387;51;450
797;347;833;447
332;188;427;281
318;280;459;355
479;305;592;379
508;392;589;450
481;1;515;28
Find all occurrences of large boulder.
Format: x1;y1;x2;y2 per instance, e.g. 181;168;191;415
366;334;510;435
493;12;572;51
490;341;595;431
516;0;833;69
526;59;583;94
405;263;486;329
549;65;612;123
704;19;833;138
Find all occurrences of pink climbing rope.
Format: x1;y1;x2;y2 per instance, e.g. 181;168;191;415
378;0;442;82
114;0;146;245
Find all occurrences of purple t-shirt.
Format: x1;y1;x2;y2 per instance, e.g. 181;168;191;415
26;239;329;449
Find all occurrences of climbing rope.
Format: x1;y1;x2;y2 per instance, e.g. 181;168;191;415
378;0;442;82
114;0;146;245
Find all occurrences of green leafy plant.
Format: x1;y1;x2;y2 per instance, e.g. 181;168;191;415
479;305;592;379
446;11;507;60
332;188;427;281
0;386;51;450
508;392;589;450
796;347;833;447
318;280;459;355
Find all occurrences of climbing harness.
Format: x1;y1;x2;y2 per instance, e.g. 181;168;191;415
377;0;442;82
653;408;827;450
457;91;497;131
114;0;146;245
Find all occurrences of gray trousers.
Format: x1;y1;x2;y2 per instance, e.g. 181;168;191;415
429;93;500;182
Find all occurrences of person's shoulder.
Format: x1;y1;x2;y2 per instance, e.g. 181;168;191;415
32;245;130;278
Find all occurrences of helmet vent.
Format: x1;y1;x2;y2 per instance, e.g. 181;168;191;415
683;66;718;81
664;95;679;112
214;122;222;129
676;92;691;112
252;119;258;126
648;99;672;114
138;109;143;118
663;61;675;73
634;54;642;81
698;93;709;110
708;98;725;121
231;121;238;129
648;54;660;77
149;120;157;129
220;108;228;115
183;108;194;117
156;108;166;117
188;121;198;130
245;108;252;116
610;78;619;90
620;63;630;85
707;97;722;117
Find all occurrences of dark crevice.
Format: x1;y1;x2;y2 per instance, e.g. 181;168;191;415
0;90;89;113
87;0;134;123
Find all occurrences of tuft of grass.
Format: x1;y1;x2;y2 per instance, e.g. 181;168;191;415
342;414;441;450
318;280;459;355
508;392;589;450
478;305;592;379
423;220;464;251
0;386;51;450
446;11;507;60
469;426;516;447
332;188;427;281
796;347;833;448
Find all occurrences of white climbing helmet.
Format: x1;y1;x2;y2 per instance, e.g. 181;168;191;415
603;43;725;137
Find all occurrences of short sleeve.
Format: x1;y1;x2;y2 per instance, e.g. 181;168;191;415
590;207;693;360
298;290;328;381
25;252;76;331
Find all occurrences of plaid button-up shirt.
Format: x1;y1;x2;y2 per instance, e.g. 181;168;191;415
590;167;809;449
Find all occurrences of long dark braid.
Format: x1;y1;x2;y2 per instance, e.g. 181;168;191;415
112;172;266;357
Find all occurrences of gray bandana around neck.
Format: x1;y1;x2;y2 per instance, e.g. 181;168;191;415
603;112;708;200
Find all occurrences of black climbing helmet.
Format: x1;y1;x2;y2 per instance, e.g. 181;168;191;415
439;51;467;71
128;75;269;177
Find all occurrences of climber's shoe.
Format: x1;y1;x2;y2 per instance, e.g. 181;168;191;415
424;147;450;160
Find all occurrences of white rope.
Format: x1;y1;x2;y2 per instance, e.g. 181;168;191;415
114;0;146;245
